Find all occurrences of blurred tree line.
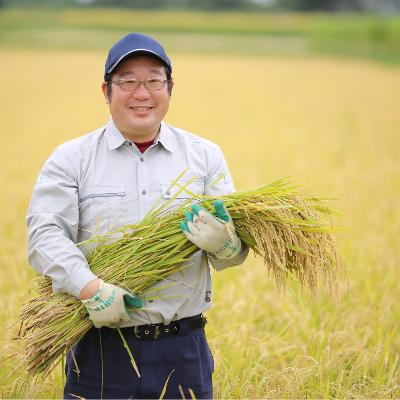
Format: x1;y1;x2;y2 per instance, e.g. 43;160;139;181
1;0;400;12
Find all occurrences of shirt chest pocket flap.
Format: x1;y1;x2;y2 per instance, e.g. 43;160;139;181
79;185;127;225
160;181;204;200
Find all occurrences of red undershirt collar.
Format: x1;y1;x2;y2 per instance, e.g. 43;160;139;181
134;139;155;154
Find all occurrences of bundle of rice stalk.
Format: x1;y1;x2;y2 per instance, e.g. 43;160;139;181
18;178;342;379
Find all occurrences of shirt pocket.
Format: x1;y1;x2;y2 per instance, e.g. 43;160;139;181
160;181;205;199
159;181;204;212
79;185;127;233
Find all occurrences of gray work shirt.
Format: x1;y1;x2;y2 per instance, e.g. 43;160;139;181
27;118;248;326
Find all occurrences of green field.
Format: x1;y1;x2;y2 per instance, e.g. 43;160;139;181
0;9;399;399
1;8;400;63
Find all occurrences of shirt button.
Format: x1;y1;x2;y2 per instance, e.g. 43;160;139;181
139;157;144;162
142;190;146;195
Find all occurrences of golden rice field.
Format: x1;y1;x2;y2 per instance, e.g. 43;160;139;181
0;48;399;398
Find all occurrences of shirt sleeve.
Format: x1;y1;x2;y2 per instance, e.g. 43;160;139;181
26;146;97;298
203;143;235;196
204;143;249;271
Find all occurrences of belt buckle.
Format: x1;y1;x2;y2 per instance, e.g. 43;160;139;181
133;326;142;339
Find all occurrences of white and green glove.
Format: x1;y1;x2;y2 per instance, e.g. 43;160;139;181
180;200;242;259
82;279;143;328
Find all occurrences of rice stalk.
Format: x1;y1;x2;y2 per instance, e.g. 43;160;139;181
116;328;140;378
159;369;175;400
188;388;197;400
17;179;343;381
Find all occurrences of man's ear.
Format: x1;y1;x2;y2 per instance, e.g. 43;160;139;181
168;79;174;98
101;81;110;104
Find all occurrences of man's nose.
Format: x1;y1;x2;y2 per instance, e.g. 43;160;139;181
132;82;151;99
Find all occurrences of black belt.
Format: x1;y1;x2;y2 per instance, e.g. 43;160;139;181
132;314;207;340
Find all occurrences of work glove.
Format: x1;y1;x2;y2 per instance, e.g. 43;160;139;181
180;200;242;259
82;279;143;328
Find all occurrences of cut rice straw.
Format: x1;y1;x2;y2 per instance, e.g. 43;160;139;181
16;178;343;381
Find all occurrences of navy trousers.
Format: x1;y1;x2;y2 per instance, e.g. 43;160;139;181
64;322;214;399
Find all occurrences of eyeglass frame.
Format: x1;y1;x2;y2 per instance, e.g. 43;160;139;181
108;78;170;92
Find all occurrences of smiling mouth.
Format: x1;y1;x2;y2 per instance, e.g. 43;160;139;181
130;106;154;111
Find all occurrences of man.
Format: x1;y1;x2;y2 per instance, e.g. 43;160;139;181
27;33;248;399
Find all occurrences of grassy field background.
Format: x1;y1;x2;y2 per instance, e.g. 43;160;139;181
1;8;400;63
0;9;399;399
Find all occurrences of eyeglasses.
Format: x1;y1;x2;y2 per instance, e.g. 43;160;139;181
109;78;168;92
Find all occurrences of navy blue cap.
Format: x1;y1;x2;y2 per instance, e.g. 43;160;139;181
104;33;172;80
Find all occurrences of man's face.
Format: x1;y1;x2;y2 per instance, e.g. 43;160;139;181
102;55;172;142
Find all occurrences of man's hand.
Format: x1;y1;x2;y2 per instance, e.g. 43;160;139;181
180;200;242;259
82;279;143;328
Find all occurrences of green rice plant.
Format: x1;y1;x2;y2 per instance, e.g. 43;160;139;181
16;178;342;383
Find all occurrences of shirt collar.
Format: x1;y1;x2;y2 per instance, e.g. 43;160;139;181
106;118;175;152
156;121;174;153
106;118;126;150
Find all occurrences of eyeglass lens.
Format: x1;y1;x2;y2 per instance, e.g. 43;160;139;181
118;79;166;92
